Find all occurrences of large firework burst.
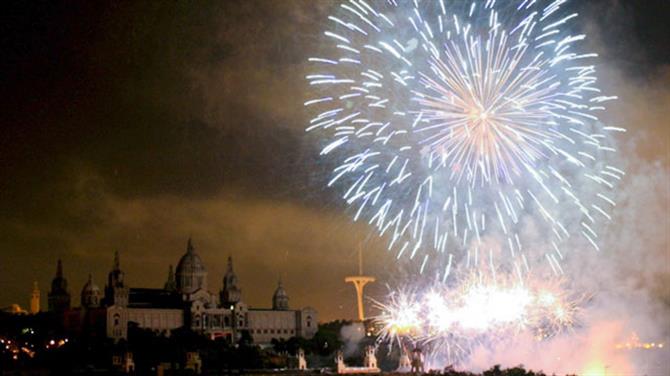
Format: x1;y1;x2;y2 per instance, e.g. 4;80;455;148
306;0;624;279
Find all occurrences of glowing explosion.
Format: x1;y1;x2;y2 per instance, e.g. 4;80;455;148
305;0;624;367
372;274;586;362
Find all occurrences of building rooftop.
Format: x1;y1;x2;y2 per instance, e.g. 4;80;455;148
128;288;182;309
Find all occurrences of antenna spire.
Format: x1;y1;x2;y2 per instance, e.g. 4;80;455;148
346;243;375;321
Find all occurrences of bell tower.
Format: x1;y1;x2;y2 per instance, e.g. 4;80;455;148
164;264;176;292
30;281;40;314
220;256;241;307
48;259;71;313
105;251;129;307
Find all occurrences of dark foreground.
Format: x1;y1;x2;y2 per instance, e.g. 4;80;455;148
0;366;573;376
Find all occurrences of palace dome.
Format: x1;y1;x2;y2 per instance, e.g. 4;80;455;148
273;283;288;300
81;276;100;294
272;280;289;310
81;274;101;308
175;238;208;295
176;238;206;275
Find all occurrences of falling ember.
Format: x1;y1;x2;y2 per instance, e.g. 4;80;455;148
614;332;666;351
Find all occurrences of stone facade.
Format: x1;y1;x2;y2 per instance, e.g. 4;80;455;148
50;238;318;345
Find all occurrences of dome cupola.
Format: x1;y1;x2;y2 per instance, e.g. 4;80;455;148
272;279;289;310
81;274;101;308
176;238;208;295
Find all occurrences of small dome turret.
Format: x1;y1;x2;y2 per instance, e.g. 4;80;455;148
81;274;101;308
272;279;289;310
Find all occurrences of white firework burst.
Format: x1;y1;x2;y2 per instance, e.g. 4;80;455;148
305;0;624;279
371;273;587;364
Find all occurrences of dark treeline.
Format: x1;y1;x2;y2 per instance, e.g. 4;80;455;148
0;314;571;375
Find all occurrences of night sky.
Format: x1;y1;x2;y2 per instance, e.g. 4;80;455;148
1;0;668;321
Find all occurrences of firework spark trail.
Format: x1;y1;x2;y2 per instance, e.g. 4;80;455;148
306;0;624;279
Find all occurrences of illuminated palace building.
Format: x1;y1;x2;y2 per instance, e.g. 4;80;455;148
46;239;318;344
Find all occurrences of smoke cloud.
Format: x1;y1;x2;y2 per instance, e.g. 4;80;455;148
461;63;670;376
340;322;366;356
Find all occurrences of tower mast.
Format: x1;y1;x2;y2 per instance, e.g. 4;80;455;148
345;246;375;321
